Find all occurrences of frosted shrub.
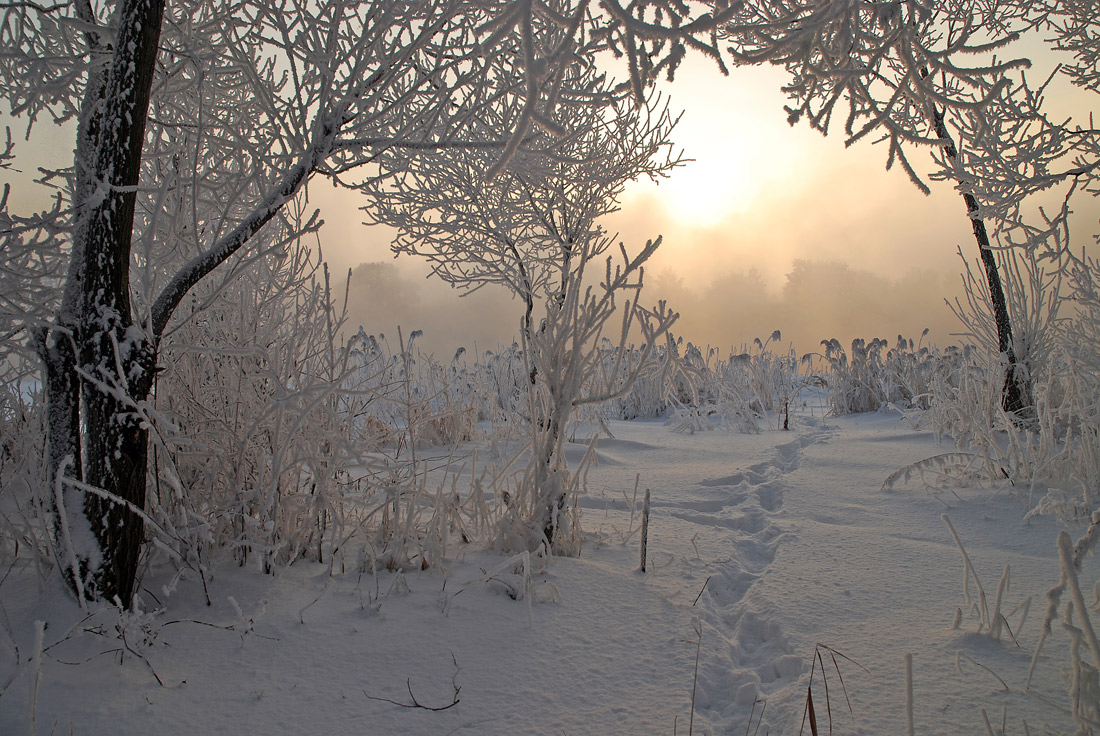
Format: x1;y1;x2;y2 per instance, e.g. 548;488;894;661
151;232;481;583
880;333;939;411
816;335;941;417
741;333;795;412
662;337;783;433
154;238;364;576
492;242;679;555
344;329;480;450
340;332;487;572
1028;517;1100;736
596;332;817;432
924;243;1090;509
1026;254;1100;518
362;57;682;555
735;332;813;430
0;174;65;576
586;341;687;423
818;337;889;415
163;331;481;582
469;342;529;431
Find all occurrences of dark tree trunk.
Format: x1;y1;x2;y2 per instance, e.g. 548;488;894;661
41;334;82;576
931;106;1031;419
38;0;109;592
81;391;152;602
968;205;1030;417
42;0;167;605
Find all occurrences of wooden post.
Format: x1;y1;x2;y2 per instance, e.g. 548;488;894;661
905;653;915;736
639;488;650;572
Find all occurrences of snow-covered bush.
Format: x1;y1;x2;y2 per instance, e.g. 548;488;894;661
0;171;65;578
918;242;1100;513
815;334;943;417
0;382;49;572
344;329;480;449
362;55;683;555
1053;255;1100;513
491;240;678;555
665;334;797;432
153;235;360;576
149;229;483;582
593;331;820;432
818;337;890;415
590;342;679;422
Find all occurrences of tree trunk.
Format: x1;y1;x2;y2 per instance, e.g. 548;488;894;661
81;382;153;603
931;106;1031;418
42;0;167;605
537;412;565;548
969;211;1030;417
41;333;85;590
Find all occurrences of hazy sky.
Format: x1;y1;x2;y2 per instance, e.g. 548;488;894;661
318;59;978;285
320;55;1100;357
5;38;1097;360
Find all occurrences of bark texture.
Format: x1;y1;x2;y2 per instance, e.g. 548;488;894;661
42;0;167;604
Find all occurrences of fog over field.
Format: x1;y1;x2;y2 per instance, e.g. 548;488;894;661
337;256;963;361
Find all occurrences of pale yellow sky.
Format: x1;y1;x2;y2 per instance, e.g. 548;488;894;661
321;56;1100;356
315;60;981;288
4;42;1097;359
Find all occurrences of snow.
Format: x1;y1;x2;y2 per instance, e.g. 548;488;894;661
0;407;1091;735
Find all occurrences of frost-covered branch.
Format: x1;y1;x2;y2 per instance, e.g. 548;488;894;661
5;0;711;603
721;0;1037;191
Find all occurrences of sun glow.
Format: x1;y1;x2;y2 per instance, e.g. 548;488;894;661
618;60;802;230
658;149;760;227
622;112;789;231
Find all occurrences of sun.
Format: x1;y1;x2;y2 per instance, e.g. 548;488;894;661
613;56;802;231
622;144;761;230
662;149;760;228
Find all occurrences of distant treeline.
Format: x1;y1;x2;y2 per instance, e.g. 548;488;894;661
341;259;960;358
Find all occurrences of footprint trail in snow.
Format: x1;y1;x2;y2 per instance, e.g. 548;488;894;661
701;435;822;733
579;419;828;733
636;428;822;734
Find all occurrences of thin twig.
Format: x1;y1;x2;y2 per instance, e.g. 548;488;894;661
691;576;711;607
365;654;461;711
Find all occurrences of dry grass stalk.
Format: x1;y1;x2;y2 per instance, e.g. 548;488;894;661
799;643;867;736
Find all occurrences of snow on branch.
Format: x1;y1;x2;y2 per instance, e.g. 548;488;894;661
721;0;1037;190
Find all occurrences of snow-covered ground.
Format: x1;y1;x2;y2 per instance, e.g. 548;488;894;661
0;408;1089;735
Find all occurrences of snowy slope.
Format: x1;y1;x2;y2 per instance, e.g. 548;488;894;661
0;409;1090;735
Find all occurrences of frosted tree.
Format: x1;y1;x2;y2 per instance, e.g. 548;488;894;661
923;1;1100;425
935;1;1099;224
0;137;64;390
721;0;1042;416
362;61;681;553
1;0;670;604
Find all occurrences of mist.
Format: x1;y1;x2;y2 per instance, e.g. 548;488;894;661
337;255;964;362
320;57;1098;362
337;262;523;359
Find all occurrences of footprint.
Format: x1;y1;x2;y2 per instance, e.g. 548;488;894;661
754;483;783;512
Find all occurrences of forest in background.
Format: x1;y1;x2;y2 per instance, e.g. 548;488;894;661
340;259;962;360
